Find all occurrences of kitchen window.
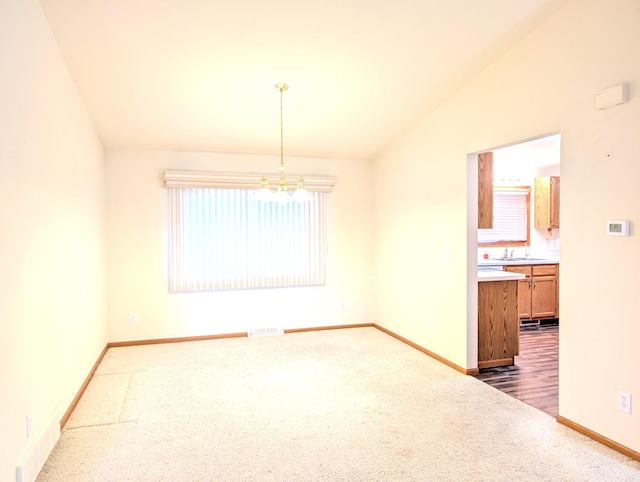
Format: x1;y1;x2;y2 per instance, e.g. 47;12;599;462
478;187;530;246
164;171;334;292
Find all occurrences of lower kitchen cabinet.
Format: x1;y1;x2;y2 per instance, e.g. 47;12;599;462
504;264;558;321
478;280;519;368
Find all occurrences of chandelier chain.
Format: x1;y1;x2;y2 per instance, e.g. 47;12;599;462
256;82;309;203
279;84;285;181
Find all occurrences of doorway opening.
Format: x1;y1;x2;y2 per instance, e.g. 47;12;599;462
470;133;561;417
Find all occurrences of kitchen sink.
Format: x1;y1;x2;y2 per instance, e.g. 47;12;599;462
492;257;545;261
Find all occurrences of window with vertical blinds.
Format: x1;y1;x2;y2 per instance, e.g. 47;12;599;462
478;187;530;245
167;186;328;292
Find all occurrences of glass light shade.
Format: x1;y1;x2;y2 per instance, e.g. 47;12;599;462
255;176;274;202
255;187;274;202
292;187;312;202
274;189;290;204
292;177;311;202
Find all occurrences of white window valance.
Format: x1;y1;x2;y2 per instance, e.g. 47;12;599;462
164;170;335;192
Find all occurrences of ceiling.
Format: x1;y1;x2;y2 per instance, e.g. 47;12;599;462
493;134;561;182
39;0;568;160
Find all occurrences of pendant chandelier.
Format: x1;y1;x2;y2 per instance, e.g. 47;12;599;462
255;83;311;203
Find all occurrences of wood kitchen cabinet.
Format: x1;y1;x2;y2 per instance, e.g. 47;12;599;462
478;280;519;368
534;176;560;229
504;264;558;321
478;152;493;229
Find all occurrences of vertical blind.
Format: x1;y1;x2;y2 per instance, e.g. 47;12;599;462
478;188;529;244
168;188;327;292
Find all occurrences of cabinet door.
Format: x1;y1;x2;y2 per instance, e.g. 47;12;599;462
516;277;532;319
478;152;493;229
478;280;519;364
504;266;532;320
534;176;560;229
550;176;560;228
532;275;558;318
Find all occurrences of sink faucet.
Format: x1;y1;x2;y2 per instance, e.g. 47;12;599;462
503;247;509;259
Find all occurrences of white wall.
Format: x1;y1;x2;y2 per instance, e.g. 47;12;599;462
374;0;639;453
105;150;375;342
0;0;107;479
3;1;638;476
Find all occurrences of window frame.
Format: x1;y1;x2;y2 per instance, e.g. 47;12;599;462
163;170;335;293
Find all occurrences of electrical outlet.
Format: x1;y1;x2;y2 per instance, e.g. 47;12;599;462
339;302;346;311
618;390;632;415
26;415;32;439
128;313;137;324
425;319;432;332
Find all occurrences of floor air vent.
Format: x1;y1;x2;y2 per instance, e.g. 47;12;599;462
248;326;284;337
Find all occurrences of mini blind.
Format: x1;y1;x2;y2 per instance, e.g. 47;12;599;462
478;187;529;244
168;187;327;292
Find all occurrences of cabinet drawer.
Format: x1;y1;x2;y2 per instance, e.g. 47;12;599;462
532;264;557;276
504;265;532;277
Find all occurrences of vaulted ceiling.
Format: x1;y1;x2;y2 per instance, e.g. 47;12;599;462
39;0;567;160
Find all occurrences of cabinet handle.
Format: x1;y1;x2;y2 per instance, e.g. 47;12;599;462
533;280;537;289
528;280;531;289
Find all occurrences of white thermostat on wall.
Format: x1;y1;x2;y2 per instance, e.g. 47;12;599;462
606;220;630;236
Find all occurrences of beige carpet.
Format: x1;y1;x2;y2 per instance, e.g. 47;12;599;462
38;327;640;481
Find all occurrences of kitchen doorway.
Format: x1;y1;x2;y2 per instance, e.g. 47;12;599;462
470;133;561;417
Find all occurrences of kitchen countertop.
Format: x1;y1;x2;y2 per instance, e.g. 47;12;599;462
477;257;559;267
477;268;526;282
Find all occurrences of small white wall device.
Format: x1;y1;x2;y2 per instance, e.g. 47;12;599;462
595;83;628;110
606;220;630;236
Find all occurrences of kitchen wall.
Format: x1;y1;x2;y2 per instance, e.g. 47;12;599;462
105;150;375;342
479;136;561;261
0;1;107;480
374;0;639;454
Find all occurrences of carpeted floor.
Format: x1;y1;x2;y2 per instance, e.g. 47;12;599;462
37;327;640;481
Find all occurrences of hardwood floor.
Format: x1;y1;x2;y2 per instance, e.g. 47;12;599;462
475;323;559;417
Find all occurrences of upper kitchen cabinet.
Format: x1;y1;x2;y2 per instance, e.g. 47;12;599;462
478;152;493;229
534;176;560;229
